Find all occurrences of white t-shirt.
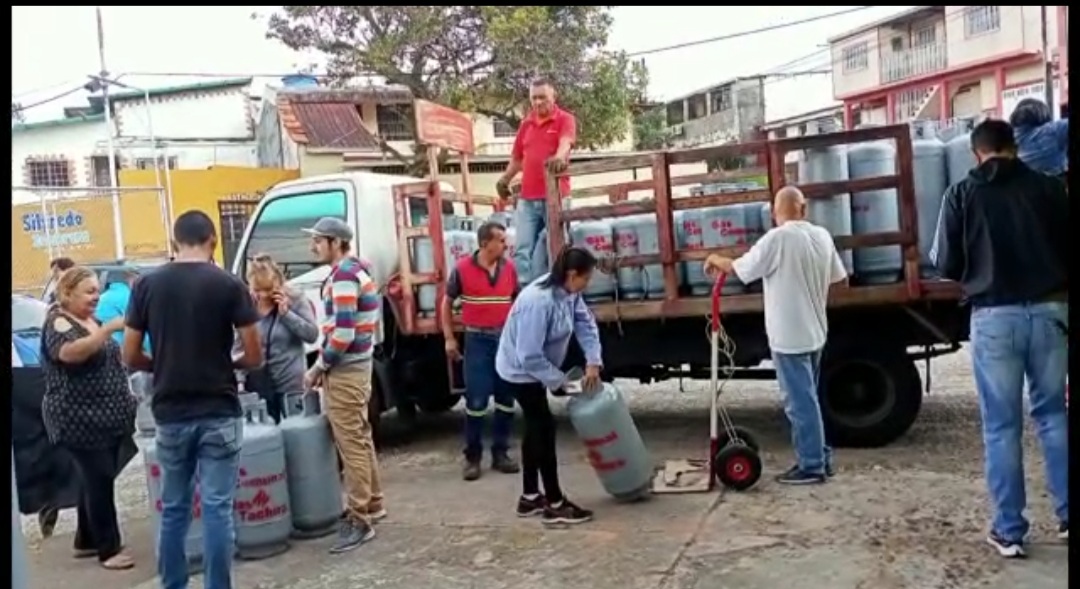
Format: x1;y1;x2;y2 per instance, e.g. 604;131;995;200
732;220;847;354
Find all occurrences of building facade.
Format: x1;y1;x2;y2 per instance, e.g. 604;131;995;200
828;6;1068;128
663;77;767;148
12;78;259;203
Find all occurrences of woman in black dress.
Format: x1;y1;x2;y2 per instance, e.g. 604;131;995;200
41;266;138;570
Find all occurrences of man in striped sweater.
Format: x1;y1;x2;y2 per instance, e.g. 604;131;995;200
302;217;385;554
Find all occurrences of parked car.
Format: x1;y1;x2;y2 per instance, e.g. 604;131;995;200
39;259;167;303
12;294;47;367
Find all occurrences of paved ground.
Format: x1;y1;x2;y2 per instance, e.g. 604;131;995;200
21;349;1068;589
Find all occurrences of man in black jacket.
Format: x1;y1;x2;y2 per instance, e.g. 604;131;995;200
932;119;1069;559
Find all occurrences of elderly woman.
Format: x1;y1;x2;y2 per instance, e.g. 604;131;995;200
40;266;138;570
236;254;319;423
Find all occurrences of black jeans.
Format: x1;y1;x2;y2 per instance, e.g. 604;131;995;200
509;381;564;503
67;443;124;561
262;392;286;424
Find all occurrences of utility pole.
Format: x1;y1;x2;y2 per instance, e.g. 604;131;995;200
96;6;125;261
1039;5;1056;111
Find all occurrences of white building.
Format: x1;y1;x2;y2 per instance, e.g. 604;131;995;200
12;78;260;202
828;6;1069;128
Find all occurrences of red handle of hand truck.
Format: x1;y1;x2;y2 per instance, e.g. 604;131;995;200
710;273;727;334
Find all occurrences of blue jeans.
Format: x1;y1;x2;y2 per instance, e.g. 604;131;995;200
156;417;242;589
513;198;547;286
463;331;515;461
971;302;1069;542
773;349;832;475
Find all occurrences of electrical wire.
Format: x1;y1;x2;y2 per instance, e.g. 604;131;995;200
11;85;89;113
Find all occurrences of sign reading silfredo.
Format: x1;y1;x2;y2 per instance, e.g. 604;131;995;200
21;210;92;249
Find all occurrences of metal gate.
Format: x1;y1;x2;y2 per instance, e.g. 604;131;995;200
217;197;261;272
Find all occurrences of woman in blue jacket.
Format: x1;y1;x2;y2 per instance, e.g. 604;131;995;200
495;246;603;526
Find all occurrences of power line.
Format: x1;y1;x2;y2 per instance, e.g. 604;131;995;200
11;79;84;101
12;85;88;112
625;7;874;58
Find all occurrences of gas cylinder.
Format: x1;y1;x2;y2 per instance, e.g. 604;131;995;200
799;145;854;273
847;141;903;284
445;228;478;312
280;394;341;539
569;221;617;301
567;382;653;502
628;215;664;299
912;138;949;277
701;206;750;295
131;371;155;437
487;211;514;229
946;133;976;186
234;401;291;560
503;226;517;261
676;210;709;294
611;217;644;299
144;441;206;572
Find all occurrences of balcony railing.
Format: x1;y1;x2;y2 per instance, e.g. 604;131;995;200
880;43;947;84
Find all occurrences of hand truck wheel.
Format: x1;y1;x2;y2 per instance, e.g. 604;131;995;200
713;444;763;491
716;425;761;453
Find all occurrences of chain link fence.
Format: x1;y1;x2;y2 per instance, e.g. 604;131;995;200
12;185;171;297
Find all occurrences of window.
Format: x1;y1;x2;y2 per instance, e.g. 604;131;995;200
964;6;1000;37
26;159;72;187
912;27;936;47
242;190;348;281
890;37;904;52
842;42;869;73
492;119;516;138
90;155;119;187
134;156;178;170
710;86;733;113
375;104;414;141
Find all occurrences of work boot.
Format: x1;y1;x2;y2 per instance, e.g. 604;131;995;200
463;459;482;481
491;452;520;474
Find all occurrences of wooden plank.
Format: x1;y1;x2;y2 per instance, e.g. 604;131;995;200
667;141;769;164
772;125;904;152
414;99;476;154
561;154;656;177
799;175;899;199
569;167;769;199
400;226;429;239
652;153;679;301
672;189;772;210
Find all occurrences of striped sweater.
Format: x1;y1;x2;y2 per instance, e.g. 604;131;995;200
317;256;380;369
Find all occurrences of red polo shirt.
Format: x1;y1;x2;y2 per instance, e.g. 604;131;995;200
512;106;577;200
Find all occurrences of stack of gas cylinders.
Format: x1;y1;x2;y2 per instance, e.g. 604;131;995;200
141;391;342;569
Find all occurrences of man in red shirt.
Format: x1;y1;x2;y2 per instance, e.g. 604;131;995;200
496;78;577;287
441;222;522;481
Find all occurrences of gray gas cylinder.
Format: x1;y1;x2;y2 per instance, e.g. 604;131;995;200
131;371;156;437
12;448;29;589
414;235;437;313
567;382;653;502
235;401;291;560
144;441;206;572
569;221;617;301
631;216;664;299
445;228;479;312
487;211;514;229
611;217;644;299
675;209;709;294
701;206;749;294
744;201;765;245
847;141;903;284
946;133;976;186
758;203;773;234
912;138;949;277
799;145;854;273
280;394;341;540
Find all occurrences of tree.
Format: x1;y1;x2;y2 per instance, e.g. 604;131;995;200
632;106;671;151
11;102;25;126
264;6;649;175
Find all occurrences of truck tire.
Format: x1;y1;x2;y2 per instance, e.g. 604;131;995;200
819;344;922;448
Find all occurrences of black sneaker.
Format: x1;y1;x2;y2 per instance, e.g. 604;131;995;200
329;520;375;554
986;531;1026;558
1058;522;1068;542
463;459;482;482
826;462;835;478
516;494;546;518
775;465;827;486
541;499;593;526
492;452;521;474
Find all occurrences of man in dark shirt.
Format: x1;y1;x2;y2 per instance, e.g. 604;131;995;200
932;119;1069;559
122;211;262;589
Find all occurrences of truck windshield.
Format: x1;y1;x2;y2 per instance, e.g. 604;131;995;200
241;189;348;281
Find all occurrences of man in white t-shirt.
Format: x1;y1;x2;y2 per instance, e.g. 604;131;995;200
704;186;848;485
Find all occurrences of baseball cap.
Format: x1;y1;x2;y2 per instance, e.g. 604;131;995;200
301;217;354;241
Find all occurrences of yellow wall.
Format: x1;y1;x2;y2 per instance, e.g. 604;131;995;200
120;166;299;263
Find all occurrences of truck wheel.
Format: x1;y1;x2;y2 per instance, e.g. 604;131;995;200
820;345;922;448
416;395;461;415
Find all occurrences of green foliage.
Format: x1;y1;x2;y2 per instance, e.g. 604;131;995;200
632;107;671;151
265;6;648;170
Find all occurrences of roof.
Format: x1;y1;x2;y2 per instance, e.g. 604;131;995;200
107;77;253;102
276;86;413;150
763;105;844;130
827;6;942;44
11;113;105;134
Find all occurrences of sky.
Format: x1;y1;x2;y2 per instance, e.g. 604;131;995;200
12;6;912;125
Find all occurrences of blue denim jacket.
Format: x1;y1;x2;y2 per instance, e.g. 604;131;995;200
495;275;602;391
1014;119;1068;176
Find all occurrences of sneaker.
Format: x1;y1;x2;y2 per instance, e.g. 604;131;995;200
492;452;521;474
1058;522;1068;541
516;494;546;518
775;465;827;486
826;462;835;478
463;459;482;482
541;499;593;526
329;520;375;554
368;501;387;524
986;531;1026;558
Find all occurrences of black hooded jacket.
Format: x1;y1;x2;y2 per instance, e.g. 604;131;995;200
933;157;1068;307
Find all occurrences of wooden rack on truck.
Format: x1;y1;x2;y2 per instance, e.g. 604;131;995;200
543;124;964;324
